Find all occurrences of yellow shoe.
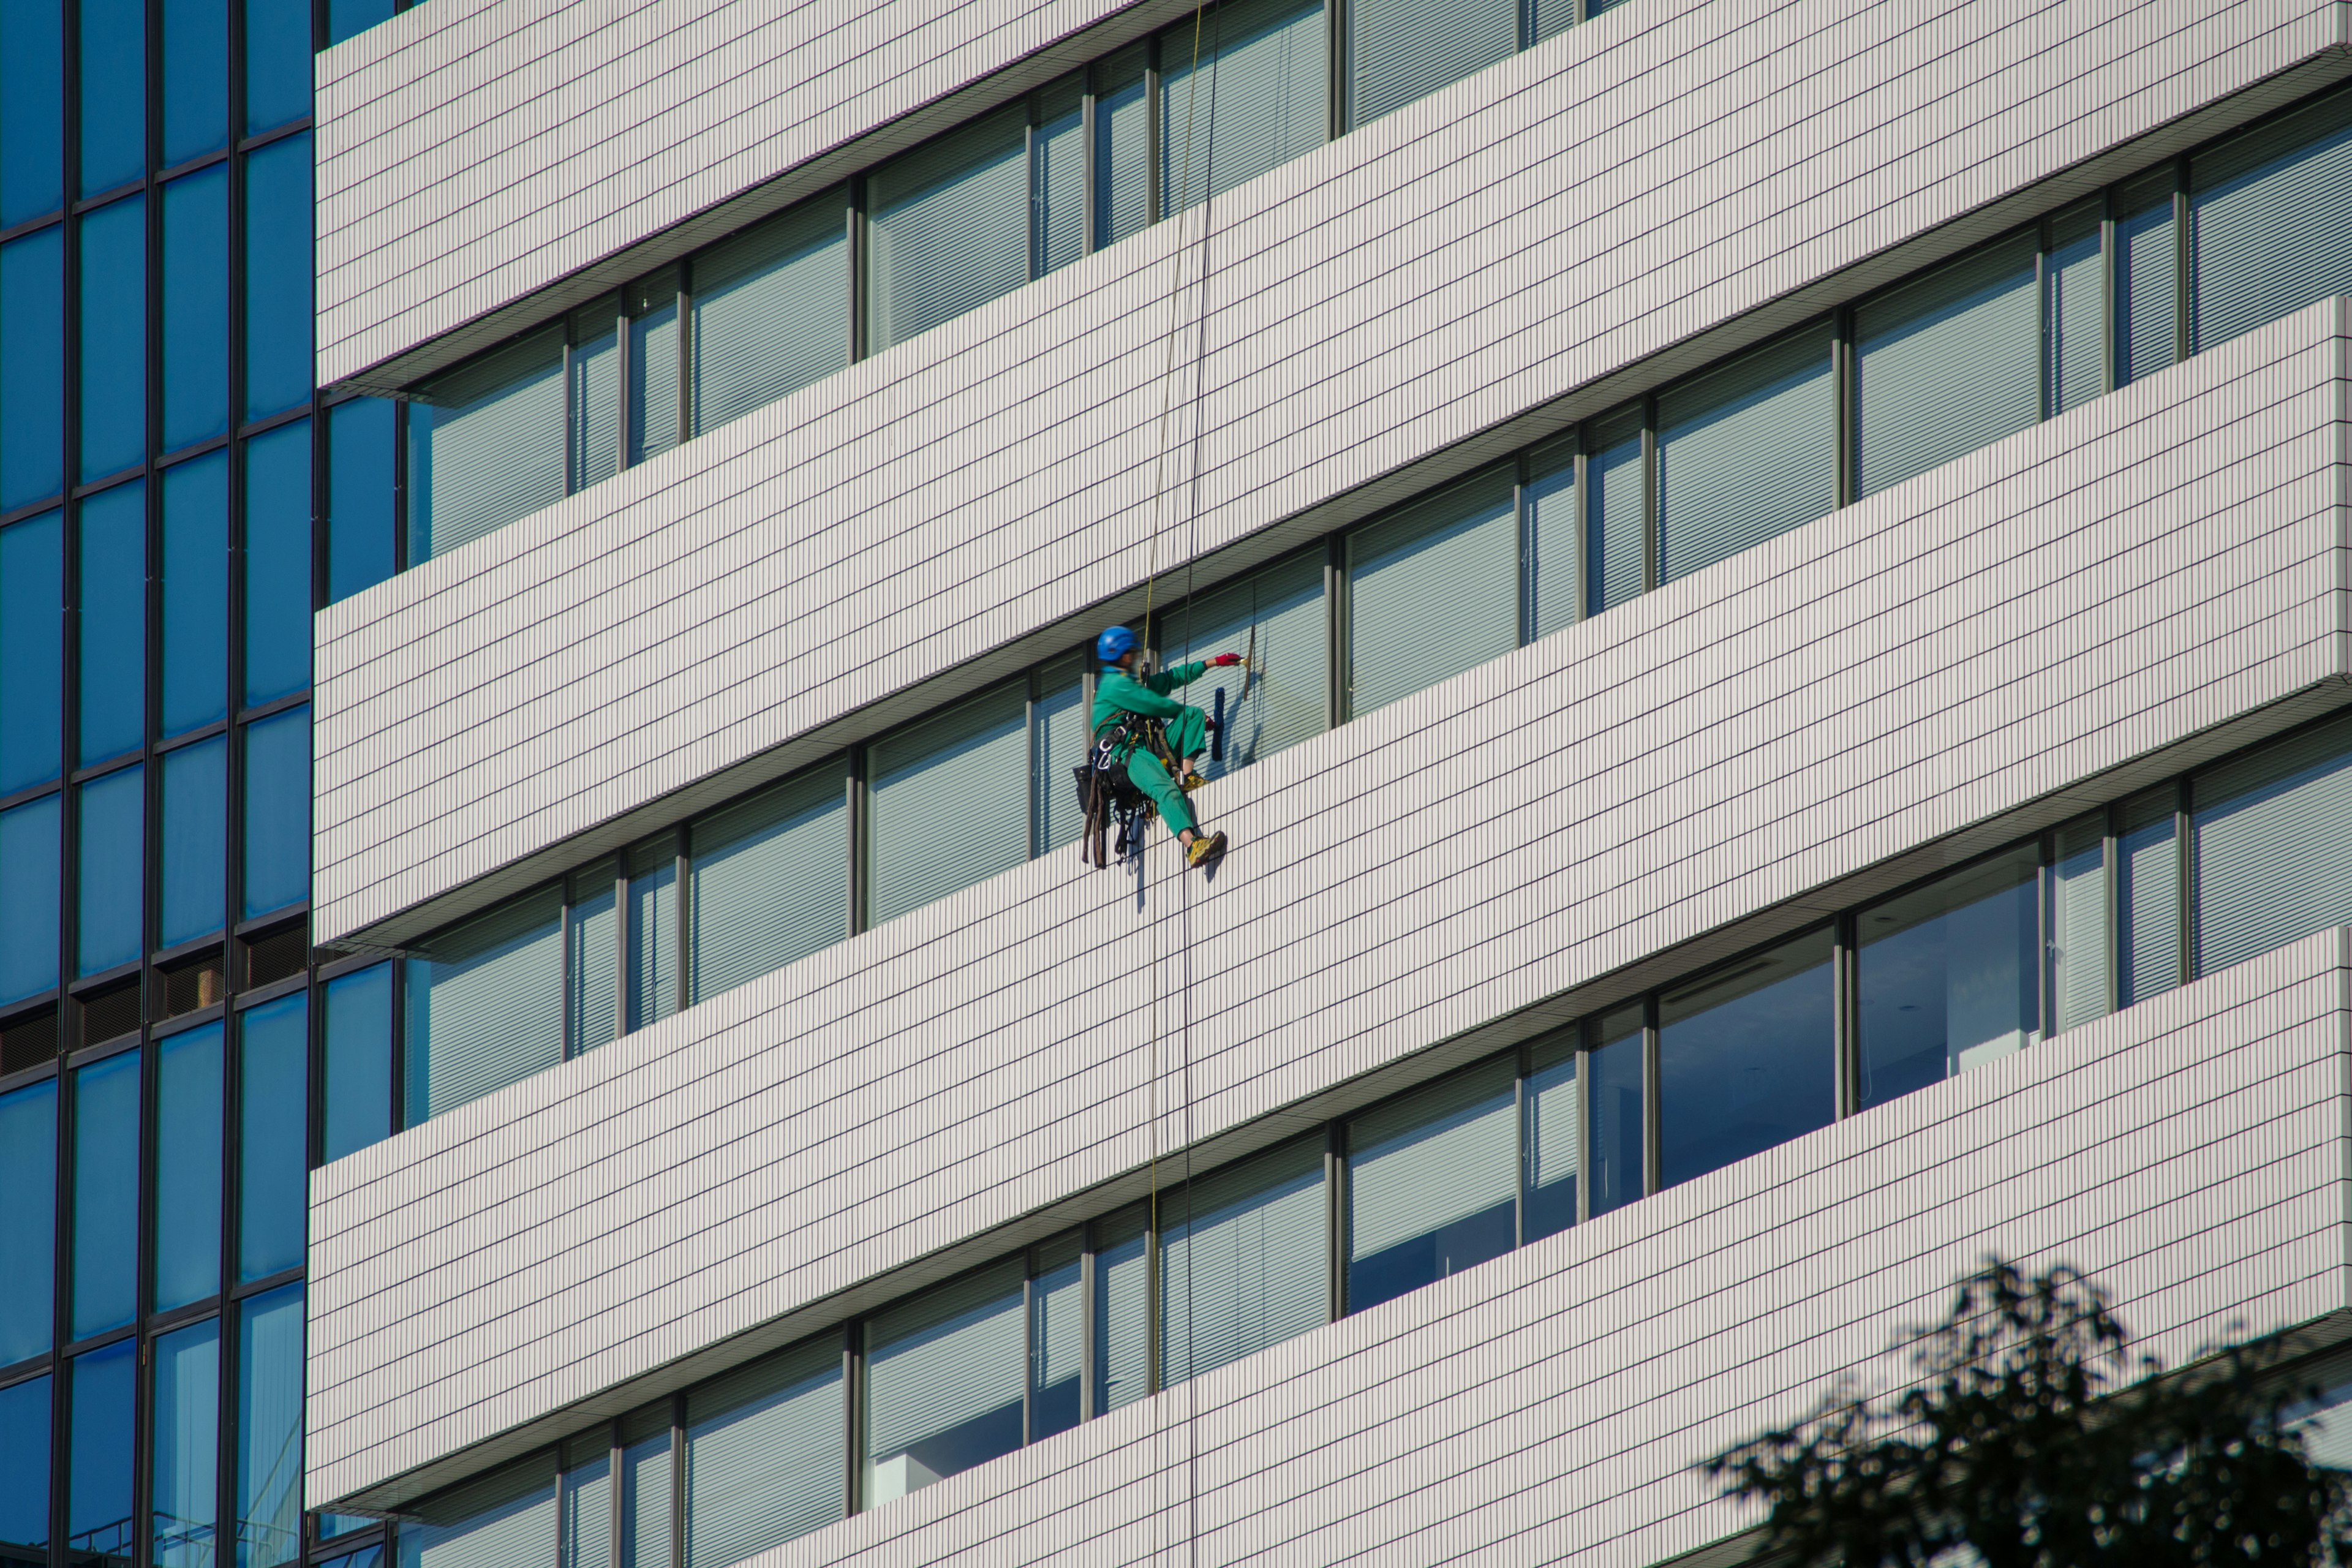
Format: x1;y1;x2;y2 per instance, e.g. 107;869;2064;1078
1186;831;1228;869
1180;768;1208;792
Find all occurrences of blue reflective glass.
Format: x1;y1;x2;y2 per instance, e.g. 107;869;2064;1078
241;706;309;916
78;195;146;481
75;764;143;977
159;736;228;948
151;1319;221;1568
235;1283;304;1567
1;511;65;794
162;451;231;736
77;0;143;195
0;1373;51;1550
162;168;232;451
244;135;314;422
238;992;307;1282
0;797;61;1005
0;1081;59;1365
244;0;312;134
161;0;229;165
76;480;145;764
328;399;396;602
244;419;312;706
322;962;392;1164
70;1048;141;1339
0;0;63;226
69;1340;135;1556
154;1024;226;1313
327;0;396;45
1;229;67;510
1658;935;1835;1189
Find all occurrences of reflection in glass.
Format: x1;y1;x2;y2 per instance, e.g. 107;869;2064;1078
1855;851;2037;1110
2191;91;2352;352
1585;1006;1644;1218
2044;200;2105;415
0;511;63;794
162;167;232;450
865;1261;1024;1501
0;1373;50;1551
235;1283;305;1568
68;1339;136;1562
0;0;64;227
244;134;314;422
77;765;143;978
405;888;562;1125
244;0;312;134
78;195;146;481
1523;1033;1578;1243
0;233;66;510
1346;0;1515;129
682;1341;842;1562
1029;1234;1083;1442
153;1023;226;1314
149;1319;221;1568
1028;654;1089;853
244;418;314;707
0;1081;58;1365
1346;467;1517;719
78;0;143;195
1659;935;1833;1188
160;0;228;165
328;399;398;603
77;480;145;765
2193;714;2352;975
322;963;394;1162
161;451;230;736
1346;1058;1515;1311
1092;44;1150;251
0;796;61;1004
1092;1205;1149;1415
2114;170;2177;387
242;705;310;917
239;993;309;1281
160;737;228;949
1161;1137;1325;1385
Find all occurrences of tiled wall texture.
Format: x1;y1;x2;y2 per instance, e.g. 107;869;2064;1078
308;0;2352;949
304;300;2352;1512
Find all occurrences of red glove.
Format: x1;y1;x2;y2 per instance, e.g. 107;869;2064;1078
1209;652;1245;668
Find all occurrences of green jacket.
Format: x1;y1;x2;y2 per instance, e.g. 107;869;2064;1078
1092;661;1207;745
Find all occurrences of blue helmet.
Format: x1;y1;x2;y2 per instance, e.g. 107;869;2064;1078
1096;625;1139;664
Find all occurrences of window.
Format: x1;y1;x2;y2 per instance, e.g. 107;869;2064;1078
867;105;1031;353
1093;1205;1150;1415
865;1259;1025;1501
1854;234;2038;498
566;859;619;1055
159;737;228;949
78;0;142;196
1585;407;1645;615
2192;91;2352;351
684;1341;843;1561
0;232;64;510
1034;77;1087;277
67;1340;136;1561
78;196;146;481
0;1373;50;1553
1;511;64;793
395;1458;556;1568
1092;45;1151;250
617;1408;670;1568
2043;201;2105;415
566;296;620;492
1657;934;1833;1188
1345;466;1518;718
1584;1005;1644;1218
328;399;399;603
244;132;314;422
76;764;143;976
1159;551;1327;781
1028;654;1090;854
1346;0;1515;130
162;167;232;451
1655;327;1836;584
1160;0;1328;217
159;0;227;165
625;838;680;1032
150;1318;221;1568
1159;1136;1326;1385
153;1022;225;1314
241;705;310;918
1855;850;2038;1111
1523;1031;1580;1243
244;418;314;707
161;453;230;737
322;962;394;1161
71;1047;141;1338
239;992;309;1281
77;481;145;766
627;271;683;469
866;683;1028;927
2113;169;2179;387
243;0;309;135
0;0;63;227
2116;790;2180;1008
1346;1057;1515;1311
407;328;567;564
235;1283;307;1567
690;195;848;437
0;796;59;1004
404;889;564;1125
559;1434;608;1568
2046;813;2111;1033
1028;1234;1084;1442
690;765;847;1005
2193;714;2352;975
1521;440;1578;641
0;1080;57;1365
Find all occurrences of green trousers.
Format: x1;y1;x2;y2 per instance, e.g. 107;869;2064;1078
1123;706;1209;841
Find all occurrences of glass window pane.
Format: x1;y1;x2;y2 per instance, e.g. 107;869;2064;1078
395;1458;556;1568
235;1283;305;1568
1531;0;1575;42
159;737;227;948
241;706;310;917
149;1317;220;1568
76;764;143;977
1523;1033;1577;1243
627;271;680;467
0;1373;51;1551
322;962;393;1162
326;0;394;45
1656;328;1836;584
1346;466;1517;718
682;1340;842;1561
0;796;61;1004
68;1339;136;1560
404;888;563;1125
244;0;311;134
1346;0;1514;129
407;327;566;564
1522;439;1577;642
78;195;146;481
78;0;143;195
617;1409;668;1568
161;452;230;737
2048;813;2109;1034
1034;77;1085;277
625;838;678;1033
688;766;846;1004
1028;1234;1082;1442
2118;790;2180;1008
688;195;848;437
1;510;64;794
2193;714;2352;975
328;398;398;603
867;106;1029;353
0;1080;58;1364
1161;551;1327;782
1092;1204;1148;1415
867;684;1028;927
1659;934;1833;1188
1160;1136;1325;1385
0;0;63;227
2192;89;2352;352
2114;171;2177;388
243;134;314;423
2044;200;2105;415
1346;1057;1514;1313
566;296;618;494
1585;407;1644;616
1030;652;1090;855
71;1047;140;1338
1855;235;2039;499
1161;0;1327;217
1;230;67;510
161;166;230;451
566;861;617;1057
865;1260;1024;1502
1853;849;2038;1111
238;992;308;1281
154;1022;225;1314
1585;1005;1643;1218
243;419;314;707
1092;44;1150;251
77;480;145;765
160;0;227;165
559;1436;609;1568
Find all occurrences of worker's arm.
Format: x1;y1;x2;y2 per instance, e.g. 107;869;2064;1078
1101;671;1190;721
1154;660;1210;693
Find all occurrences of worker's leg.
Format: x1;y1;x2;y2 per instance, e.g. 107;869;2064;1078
1164;705;1209;761
1126;750;1197;841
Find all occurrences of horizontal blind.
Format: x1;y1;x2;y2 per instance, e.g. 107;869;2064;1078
1523;439;1577;641
1855;234;2037;499
1163;0;1327;216
2043;202;2104;415
626;839;679;1031
627;274;680;466
1585;409;1644;615
565;859;617;1055
404;889;563;1124
690;195;847;437
867;682;1028;927
1093;44;1152;249
1030;654;1088;855
409;326;567;563
1036;76;1086;277
2114;171;2177;386
2117;792;2179;1006
2193;716;2352;974
1346;465;1517;718
1524;1041;1578;1194
690;763;848;1004
567;297;619;492
683;1339;843;1565
1093;1209;1150;1414
1164;550;1327;780
619;1425;669;1568
1161;1137;1325;1385
1346;0;1517;130
1656;327;1834;584
864;1261;1025;1469
1029;1240;1084;1438
559;1449;608;1568
1346;1057;1515;1259
867;105;1028;352
2048;814;2109;1033
399;1459;556;1568
2192;88;2352;350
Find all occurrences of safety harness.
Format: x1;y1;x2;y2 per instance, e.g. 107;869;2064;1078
1074;710;1175;870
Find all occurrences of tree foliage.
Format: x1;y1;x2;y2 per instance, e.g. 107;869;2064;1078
1705;1259;2352;1567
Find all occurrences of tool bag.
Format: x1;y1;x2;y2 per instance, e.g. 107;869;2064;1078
1074;722;1157;869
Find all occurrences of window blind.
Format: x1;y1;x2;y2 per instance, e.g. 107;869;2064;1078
683;1340;842;1565
1855;235;2037;499
1029;1237;1084;1440
867;682;1028;927
628;272;680;466
1036;76;1086;276
558;1442;609;1568
1523;1037;1578;1242
1523;440;1578;641
1656;327;1834;584
2114;171;2177;387
627;839;679;1031
1346;0;1517;130
1093;44;1152;250
868;105;1029;352
398;1460;556;1568
404;889;563;1125
690;764;848;1005
1160;1137;1325;1385
690;195;847;437
1161;551;1327;780
2193;716;2352;974
407;326;566;564
2047;815;2110;1033
2192;90;2352;350
1093;1208;1150;1414
566;859;617;1055
2117;792;2179;1007
567;297;618;492
1030;655;1089;855
1163;0;1327;217
864;1261;1025;1495
1346;1058;1515;1262
1346;466;1517;718
2043;202;2104;415
619;1422;669;1568
1585;409;1644;616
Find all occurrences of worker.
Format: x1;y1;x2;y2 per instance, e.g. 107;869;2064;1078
1093;626;1243;868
